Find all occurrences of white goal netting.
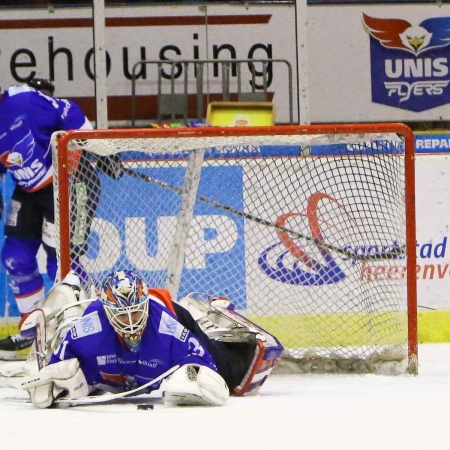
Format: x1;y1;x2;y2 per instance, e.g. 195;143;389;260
52;124;417;375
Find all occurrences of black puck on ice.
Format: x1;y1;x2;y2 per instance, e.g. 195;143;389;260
137;404;154;410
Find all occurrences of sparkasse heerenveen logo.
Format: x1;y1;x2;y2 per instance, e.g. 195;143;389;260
363;14;450;112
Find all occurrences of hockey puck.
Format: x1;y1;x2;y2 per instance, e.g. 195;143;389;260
137;404;154;410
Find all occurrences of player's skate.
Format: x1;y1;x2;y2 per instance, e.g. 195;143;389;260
179;293;284;395
0;332;34;361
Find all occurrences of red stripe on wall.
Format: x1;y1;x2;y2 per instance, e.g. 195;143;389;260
0;15;271;30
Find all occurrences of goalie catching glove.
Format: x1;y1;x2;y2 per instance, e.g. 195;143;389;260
160;364;229;407
20;358;89;408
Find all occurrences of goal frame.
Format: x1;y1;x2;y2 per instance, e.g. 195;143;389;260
54;123;418;373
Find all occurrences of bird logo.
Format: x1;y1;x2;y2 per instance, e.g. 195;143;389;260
363;14;450;56
1;151;23;167
0;131;36;167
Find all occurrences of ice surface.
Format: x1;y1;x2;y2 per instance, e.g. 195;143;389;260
1;343;449;450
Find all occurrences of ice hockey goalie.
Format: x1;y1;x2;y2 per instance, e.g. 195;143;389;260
13;272;284;408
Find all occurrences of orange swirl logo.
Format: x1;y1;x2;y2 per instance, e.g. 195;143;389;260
258;192;350;286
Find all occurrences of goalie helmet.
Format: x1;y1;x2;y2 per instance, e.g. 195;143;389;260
101;270;149;351
27;78;55;96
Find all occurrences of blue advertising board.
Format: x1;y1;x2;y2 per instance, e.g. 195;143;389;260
415;134;450;153
84;165;247;307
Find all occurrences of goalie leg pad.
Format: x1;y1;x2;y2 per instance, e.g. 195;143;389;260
20;308;52;341
161;364;229;407
179;294;255;342
179;294;284;395
0;360;35;378
20;272;90;369
206;298;284;396
20;308;51;370
233;340;281;396
44;283;81;314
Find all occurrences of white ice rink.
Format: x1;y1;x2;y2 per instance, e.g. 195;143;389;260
1;343;450;450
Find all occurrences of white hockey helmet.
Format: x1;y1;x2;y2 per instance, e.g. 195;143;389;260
101;270;149;350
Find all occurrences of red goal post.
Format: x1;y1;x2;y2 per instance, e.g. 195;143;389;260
52;123;417;375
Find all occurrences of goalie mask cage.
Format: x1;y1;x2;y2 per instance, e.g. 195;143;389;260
52;124;417;375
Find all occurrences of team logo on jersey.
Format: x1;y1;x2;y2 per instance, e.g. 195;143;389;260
71;311;102;338
159;311;188;341
0;151;23;167
0;130;35;168
363;14;450;112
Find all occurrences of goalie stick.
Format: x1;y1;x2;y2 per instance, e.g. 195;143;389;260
121;167;404;261
53;364;179;407
0;395;162;408
1;367;175;407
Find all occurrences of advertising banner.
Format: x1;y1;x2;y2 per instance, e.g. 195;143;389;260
308;4;450;122
0;4;297;124
415;133;450;153
1;4;450;123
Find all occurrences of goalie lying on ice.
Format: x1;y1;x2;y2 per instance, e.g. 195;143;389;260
20;270;284;408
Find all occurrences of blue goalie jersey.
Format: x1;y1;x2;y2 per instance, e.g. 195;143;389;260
49;300;219;393
0;84;90;191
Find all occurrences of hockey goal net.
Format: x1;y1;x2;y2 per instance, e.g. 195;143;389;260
51;124;417;375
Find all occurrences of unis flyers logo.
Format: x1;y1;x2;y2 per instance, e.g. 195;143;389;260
363;14;450;112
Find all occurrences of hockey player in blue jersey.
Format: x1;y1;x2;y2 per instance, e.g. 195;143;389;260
20;270;284;408
0;79;107;360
